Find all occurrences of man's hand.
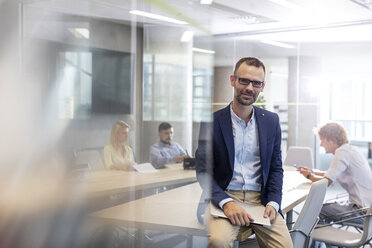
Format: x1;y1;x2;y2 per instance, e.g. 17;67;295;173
223;201;254;226
264;205;276;224
173;155;191;163
297;166;313;179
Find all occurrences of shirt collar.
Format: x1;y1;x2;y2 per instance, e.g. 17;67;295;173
230;103;255;126
158;141;172;147
337;143;348;150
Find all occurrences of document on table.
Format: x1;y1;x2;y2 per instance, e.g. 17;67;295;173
283;170;310;192
133;163;158;173
210;202;271;226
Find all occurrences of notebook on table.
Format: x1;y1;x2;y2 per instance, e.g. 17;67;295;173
209;201;271;226
133;163;158;173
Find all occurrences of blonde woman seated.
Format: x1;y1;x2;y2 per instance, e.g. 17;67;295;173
298;122;372;225
104;121;135;171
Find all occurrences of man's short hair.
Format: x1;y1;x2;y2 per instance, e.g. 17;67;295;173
158;122;172;132
233;57;266;76
316;122;349;146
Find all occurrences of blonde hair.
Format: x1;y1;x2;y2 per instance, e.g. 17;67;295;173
315;122;349;146
110;121;130;151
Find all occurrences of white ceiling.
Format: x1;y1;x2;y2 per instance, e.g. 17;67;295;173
25;0;372;63
25;0;372;35
26;0;372;35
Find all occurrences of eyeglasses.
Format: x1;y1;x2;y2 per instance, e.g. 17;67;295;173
234;76;264;88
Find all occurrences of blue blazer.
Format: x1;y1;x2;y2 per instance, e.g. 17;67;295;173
196;105;283;218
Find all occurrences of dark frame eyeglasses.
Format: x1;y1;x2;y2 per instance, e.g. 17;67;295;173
234;76;264;88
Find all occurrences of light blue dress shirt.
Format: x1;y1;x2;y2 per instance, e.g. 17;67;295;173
219;105;279;213
228;105;262;191
150;141;186;168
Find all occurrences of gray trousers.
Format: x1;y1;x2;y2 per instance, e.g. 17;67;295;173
319;202;365;226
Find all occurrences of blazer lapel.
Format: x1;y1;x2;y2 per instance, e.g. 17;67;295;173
218;106;235;169
254;106;268;185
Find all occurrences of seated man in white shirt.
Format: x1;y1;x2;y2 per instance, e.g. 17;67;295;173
150;122;190;169
298;122;372;225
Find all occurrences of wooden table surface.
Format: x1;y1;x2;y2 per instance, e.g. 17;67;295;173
89;166;311;236
282;165;312;213
90;182;205;236
72;164;197;198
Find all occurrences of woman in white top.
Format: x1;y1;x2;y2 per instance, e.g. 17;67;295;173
104;121;135;170
298;122;372;224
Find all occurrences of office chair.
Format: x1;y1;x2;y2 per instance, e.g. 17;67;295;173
328;206;368;230
74;147;105;171
284;146;314;169
283;146;315;220
289;179;328;248
312;203;372;247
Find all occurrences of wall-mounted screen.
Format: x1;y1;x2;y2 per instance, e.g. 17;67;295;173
91;48;132;114
55;43;132;119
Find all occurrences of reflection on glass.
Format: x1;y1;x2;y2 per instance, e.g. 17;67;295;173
57;51;92;119
193;52;213;122
330;78;372;140
3;0;372;246
144;54;190;121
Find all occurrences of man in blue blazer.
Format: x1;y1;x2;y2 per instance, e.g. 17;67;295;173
196;57;292;248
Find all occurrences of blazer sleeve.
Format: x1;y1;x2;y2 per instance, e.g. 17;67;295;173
196;121;231;207
265;115;283;206
195;122;212;193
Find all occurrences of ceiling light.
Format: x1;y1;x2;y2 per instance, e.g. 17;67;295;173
260;40;295;49
129;10;187;25
68;28;90;39
269;0;305;11
180;31;194;42
232;16;258;25
75;28;89;39
192;47;215;54
200;0;213;4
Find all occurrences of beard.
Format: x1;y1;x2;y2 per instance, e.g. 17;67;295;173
161;139;171;145
235;89;259;106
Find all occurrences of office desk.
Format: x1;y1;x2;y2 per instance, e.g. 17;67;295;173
73;164;196;198
282;165;312;228
90;182;205;236
282;165;311;212
89;166;311;239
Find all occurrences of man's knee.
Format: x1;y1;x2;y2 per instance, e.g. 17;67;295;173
208;234;235;248
208;217;238;248
280;235;294;248
255;215;293;248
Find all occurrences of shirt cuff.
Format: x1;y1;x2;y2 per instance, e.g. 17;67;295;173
267;201;279;213
166;157;175;164
324;172;336;184
218;197;234;209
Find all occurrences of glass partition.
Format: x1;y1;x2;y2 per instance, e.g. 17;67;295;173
2;0;372;246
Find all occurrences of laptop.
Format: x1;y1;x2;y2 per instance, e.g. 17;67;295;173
183;158;196;170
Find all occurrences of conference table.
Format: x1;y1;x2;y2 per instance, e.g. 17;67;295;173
281;165;312;227
1;164;196;247
88;165;311;246
71;163;197;198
